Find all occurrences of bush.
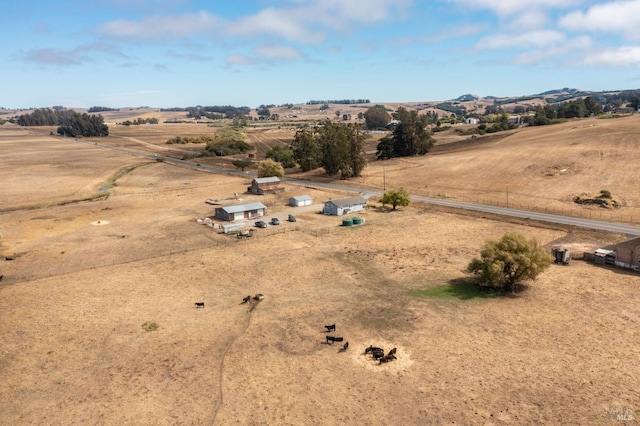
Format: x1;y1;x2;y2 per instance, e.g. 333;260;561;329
599;189;612;199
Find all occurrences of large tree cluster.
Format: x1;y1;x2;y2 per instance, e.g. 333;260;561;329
17;108;109;137
291;120;367;178
376;107;434;160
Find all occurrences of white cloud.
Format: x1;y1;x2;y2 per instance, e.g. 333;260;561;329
225;54;255;66
446;0;582;16
580;45;640;67
253;45;304;60
559;0;640;38
513;35;591;64
96;11;219;39
477;30;565;49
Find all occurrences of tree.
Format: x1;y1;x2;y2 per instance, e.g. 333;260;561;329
380;188;410;210
364;105;391;129
375;134;395;160
390;107;434;156
232;159;253;171
466;232;553;293
257;158;284;178
266;145;296;168
291;125;321;172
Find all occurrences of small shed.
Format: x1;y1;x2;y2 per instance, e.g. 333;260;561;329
214;202;267;222
323;196;367;216
221;222;246;234
247;177;285;195
289;195;313;207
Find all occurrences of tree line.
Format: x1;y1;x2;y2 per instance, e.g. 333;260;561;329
306;99;370;105
16;108;109;137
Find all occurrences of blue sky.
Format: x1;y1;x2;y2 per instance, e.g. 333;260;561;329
3;0;640;109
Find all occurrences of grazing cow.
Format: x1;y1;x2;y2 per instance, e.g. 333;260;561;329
371;349;385;360
343;342;349;351
326;336;344;344
365;345;383;354
241;295;251;304
379;354;397;364
324;323;336;332
195;302;205;308
388;348;397;356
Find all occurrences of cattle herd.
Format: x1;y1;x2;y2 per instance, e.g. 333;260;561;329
325;324;397;364
193;300;397;365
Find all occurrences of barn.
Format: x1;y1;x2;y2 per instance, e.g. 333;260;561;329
612;236;640;271
247;177;284;195
289;195;313;207
322;196;367;216
214;202;267;222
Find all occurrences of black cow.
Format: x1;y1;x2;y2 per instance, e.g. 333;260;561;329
388;347;397;356
324;323;336;332
371;349;385;360
365;345;383;354
195;302;205;308
326;336;344;344
379;354;397;364
343;342;349;351
241;295;251;304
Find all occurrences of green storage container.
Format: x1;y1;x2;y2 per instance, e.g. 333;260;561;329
352;217;362;225
342;218;353;226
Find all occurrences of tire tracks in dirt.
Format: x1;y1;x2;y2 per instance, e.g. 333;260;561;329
210;301;258;425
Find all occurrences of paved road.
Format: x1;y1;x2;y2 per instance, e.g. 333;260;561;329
78;138;640;237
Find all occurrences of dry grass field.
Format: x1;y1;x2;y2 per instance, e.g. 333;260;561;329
1;116;639;425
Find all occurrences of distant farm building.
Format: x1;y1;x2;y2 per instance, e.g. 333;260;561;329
465;117;479;125
214;202;266;222
289;195;313;207
585;237;640;271
611;237;640;270
322;196;367;216
247;177;285;195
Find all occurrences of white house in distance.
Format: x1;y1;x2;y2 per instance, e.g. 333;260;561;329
289;195;313;207
322;196;367;216
214;202;267;221
465;117;479;125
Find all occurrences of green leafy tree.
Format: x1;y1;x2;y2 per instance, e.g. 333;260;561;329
266;145;296;168
291;125;321;172
380;187;410;210
232;159;253;171
364;105;391;129
391;107;434;156
466;232;553;293
257;158;284;178
318;120;348;175
376;134;395;160
205;125;252;156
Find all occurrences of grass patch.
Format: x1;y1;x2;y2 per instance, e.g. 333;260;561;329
142;321;159;332
408;278;500;300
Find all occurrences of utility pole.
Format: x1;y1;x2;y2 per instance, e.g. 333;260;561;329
506;181;509;208
383;164;386;191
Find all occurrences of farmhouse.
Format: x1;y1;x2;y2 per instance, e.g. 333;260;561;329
323;196;367;216
214;202;266;222
289;195;313;207
247;177;284;195
465;117;479;125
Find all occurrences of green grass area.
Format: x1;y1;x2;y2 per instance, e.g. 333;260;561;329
142;321;159;332
408;279;500;300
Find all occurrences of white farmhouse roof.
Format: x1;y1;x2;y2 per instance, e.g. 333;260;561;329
221;202;267;214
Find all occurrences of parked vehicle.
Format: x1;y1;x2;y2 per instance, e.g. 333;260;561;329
288;214;296;222
255;220;268;228
270;217;280;225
